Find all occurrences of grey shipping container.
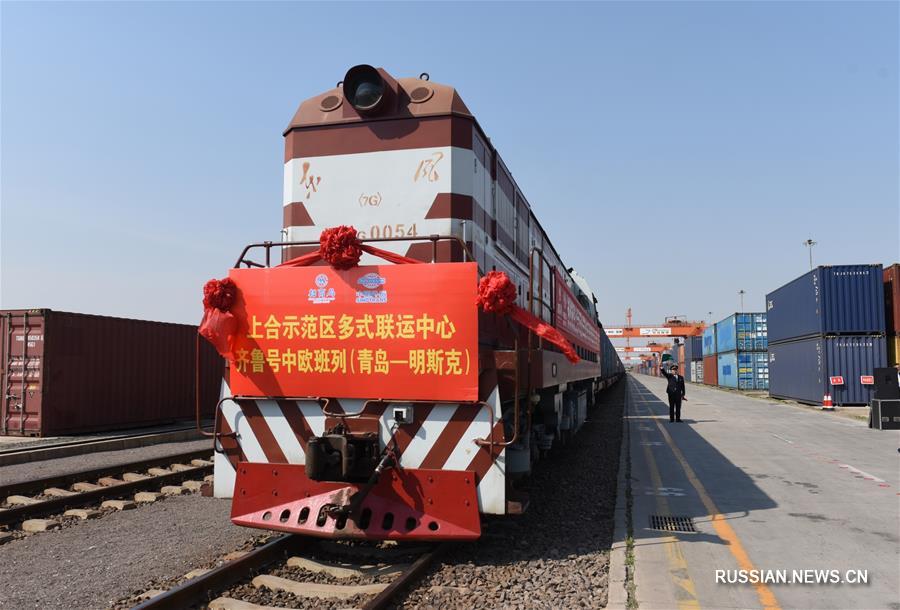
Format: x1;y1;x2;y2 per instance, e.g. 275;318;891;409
683;336;702;363
0;309;223;436
768;334;886;405
766;265;885;344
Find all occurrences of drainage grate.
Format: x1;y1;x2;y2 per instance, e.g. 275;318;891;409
649;515;696;532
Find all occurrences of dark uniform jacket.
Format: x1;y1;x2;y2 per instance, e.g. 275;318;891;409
662;369;686;397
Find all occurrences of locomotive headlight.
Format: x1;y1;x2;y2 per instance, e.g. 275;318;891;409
342;64;386;114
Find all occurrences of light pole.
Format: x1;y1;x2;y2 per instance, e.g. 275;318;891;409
803;239;817;270
738;290;745;312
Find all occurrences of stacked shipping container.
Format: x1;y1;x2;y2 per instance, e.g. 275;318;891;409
885;264;900;365
0;309;223;436
766;265;887;405
683;336;702;383
701;324;717;386
715;313;769;390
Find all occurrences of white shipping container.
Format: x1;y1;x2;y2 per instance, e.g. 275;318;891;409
691;360;704;384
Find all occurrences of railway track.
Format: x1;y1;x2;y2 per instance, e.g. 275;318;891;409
130;535;450;610
0;448;214;534
0;425;212;466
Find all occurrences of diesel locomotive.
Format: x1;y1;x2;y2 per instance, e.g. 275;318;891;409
207;64;624;541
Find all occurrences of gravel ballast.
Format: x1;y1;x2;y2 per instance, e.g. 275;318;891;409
0;495;259;610
395;379;625;609
190;380;626;609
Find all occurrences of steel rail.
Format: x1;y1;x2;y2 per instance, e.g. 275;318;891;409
362;542;451;610
0;426;208;457
0;448;213;498
132;535;308;610
130;536;449;610
0;463;213;526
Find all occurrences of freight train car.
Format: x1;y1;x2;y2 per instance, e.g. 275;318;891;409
203;65;623;541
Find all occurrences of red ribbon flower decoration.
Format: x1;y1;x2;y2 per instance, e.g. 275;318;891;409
279;225;422;268
477;271;580;364
199;278;238;361
319;225;363;270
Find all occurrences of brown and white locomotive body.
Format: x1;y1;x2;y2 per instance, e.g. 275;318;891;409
212;65;623;541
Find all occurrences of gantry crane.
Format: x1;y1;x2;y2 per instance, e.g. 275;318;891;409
606;309;706;338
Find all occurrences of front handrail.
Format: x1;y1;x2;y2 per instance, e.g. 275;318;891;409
209;395;329;452
234;235;474;269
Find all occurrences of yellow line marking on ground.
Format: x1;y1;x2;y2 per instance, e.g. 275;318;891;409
646;391;781;610
632;383;701;610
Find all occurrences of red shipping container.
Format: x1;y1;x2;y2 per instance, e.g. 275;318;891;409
884;263;900;336
0;310;223;436
703;354;718;386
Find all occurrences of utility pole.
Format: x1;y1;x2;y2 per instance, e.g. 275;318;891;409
803;239;817;270
738;290;746;313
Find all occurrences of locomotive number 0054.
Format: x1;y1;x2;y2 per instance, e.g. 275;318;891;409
358;223;418;239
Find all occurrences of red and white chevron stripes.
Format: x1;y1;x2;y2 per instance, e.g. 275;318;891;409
213;381;507;515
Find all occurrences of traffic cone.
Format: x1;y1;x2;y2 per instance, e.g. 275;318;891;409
821;394;834;410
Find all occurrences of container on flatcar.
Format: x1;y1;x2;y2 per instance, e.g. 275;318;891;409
0;309;223;436
766;265;885;344
768;335;886;405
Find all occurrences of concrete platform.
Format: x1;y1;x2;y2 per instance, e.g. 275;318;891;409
610;374;899;610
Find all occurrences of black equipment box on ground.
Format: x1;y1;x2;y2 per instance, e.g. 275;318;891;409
868;399;900;430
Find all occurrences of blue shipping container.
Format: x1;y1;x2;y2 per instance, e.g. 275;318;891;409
716;313;768;352
716;351;767;389
738;351;769;390
717;352;738;388
716;316;736;353
768;335;886;405
702;325;717;356
766;265;885;343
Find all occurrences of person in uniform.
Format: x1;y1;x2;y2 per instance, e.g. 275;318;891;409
661;364;687;423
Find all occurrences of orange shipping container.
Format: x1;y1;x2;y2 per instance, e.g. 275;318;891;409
884;263;900;336
703;355;718;386
888;335;900;366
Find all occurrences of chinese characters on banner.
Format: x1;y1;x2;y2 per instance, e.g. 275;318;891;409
553;270;601;351
228;263;479;402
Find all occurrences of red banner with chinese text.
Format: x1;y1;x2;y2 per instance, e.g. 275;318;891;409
227;263;479;402
553;270;601;352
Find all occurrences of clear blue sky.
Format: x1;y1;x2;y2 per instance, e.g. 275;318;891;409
2;2;898;341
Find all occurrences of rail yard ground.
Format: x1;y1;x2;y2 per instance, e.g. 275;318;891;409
611;374;900;610
0;383;628;610
0;492;262;609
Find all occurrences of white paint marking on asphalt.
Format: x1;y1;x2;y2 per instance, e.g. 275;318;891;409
643;486;686;497
840;464;886;483
771;434;794;444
